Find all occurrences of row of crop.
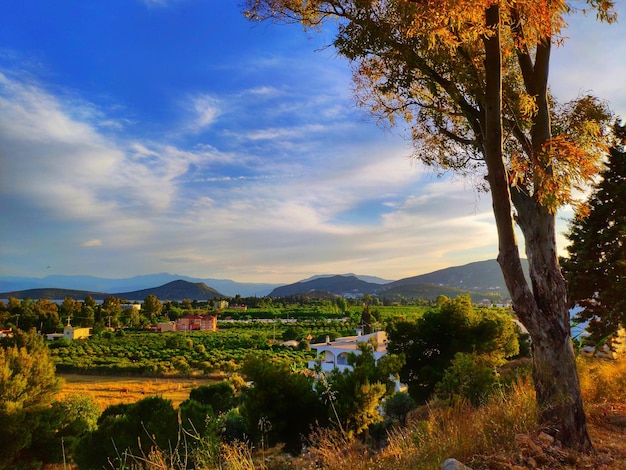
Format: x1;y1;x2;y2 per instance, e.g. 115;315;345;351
49;329;317;376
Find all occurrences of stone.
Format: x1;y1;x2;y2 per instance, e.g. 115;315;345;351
441;458;472;470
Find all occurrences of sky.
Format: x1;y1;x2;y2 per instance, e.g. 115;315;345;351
0;1;624;284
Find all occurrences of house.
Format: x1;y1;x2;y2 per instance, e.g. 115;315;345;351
46;333;64;341
63;323;92;340
175;314;217;332
156;321;176;332
0;328;14;339
308;330;388;373
121;303;141;311
581;327;626;359
213;300;229;310
308;329;405;391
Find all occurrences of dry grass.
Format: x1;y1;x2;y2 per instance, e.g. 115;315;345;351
56;373;217;410
375;376;538;469
53;358;626;469
287;357;626;470
579;356;626;404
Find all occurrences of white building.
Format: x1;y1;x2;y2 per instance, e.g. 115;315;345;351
308;330;388;373
308;329;405;392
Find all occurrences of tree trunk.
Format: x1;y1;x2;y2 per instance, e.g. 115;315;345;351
482;6;592;451
514;199;593;450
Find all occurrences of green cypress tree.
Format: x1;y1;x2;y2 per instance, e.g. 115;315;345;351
562;121;626;349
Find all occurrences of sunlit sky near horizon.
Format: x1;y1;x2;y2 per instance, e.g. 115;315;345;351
1;1;624;284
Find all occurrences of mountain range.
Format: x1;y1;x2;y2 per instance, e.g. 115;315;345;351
0;259;526;302
0;273;278;298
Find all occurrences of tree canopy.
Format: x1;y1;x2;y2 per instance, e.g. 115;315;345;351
562;121;626;349
240;354;327;453
388;295;518;403
0;329;62;468
322;341;403;435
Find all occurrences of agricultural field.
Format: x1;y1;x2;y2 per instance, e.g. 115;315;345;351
48;320;361;376
56;373;213;410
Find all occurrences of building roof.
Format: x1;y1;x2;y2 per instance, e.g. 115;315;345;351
310;330;387;354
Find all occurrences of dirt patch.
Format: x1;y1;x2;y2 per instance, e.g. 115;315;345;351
469;402;626;469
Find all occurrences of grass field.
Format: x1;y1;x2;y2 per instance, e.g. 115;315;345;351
56;373;217;410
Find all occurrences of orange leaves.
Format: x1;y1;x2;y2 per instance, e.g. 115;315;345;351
402;0;499;51
534;135;597;210
244;0;616;214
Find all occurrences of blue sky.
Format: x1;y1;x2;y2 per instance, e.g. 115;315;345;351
0;1;624;284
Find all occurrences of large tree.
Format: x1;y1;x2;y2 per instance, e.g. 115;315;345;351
240;353;327;453
561;121;626;348
245;0;616;449
0;329;60;468
388;295;518;403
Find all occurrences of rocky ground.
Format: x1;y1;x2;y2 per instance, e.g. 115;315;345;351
469;403;626;469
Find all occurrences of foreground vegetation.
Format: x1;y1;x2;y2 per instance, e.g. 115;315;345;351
2;296;623;469
50;357;626;470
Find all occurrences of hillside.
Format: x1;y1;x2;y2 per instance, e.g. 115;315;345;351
0;280;224;301
378;259;529;301
114;280;223;301
268;275;380;297
0;288;109;301
0;274;279;297
1;259;527;302
385;259;527;291
265;260;519;301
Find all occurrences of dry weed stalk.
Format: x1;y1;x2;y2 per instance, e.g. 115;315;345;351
380;377;537;469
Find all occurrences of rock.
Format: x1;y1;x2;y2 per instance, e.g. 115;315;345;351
441;458;472;470
537;431;554;447
514;433;543;455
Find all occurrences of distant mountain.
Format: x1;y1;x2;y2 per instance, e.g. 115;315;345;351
0;288;109;301
384;259;514;290
268;275;380;297
115;280;223;301
378;259;529;301
0;274;279;297
0;280;224;302
299;273;393;285
268;259;526;302
0;259;527;303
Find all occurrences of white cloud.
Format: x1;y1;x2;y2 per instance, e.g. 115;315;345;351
81;239;103;247
190;94;221;131
0;70;207;244
140;0;174;7
240;124;328;141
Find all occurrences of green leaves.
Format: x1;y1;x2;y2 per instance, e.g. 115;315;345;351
388;295;519;403
562;121;626;350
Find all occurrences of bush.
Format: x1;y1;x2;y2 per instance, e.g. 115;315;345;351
435;352;502;406
74;396;179;469
578;356;626;403
189;381;237;414
383;392;417;426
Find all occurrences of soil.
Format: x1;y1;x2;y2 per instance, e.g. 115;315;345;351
470;403;626;469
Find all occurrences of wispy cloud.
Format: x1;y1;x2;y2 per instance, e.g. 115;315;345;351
189;94;221;131
140;0;176;8
81;239;103;247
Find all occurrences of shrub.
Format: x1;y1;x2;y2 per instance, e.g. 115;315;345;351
189;380;237;414
435;352;502;406
383;392;417;426
578;356;626;403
